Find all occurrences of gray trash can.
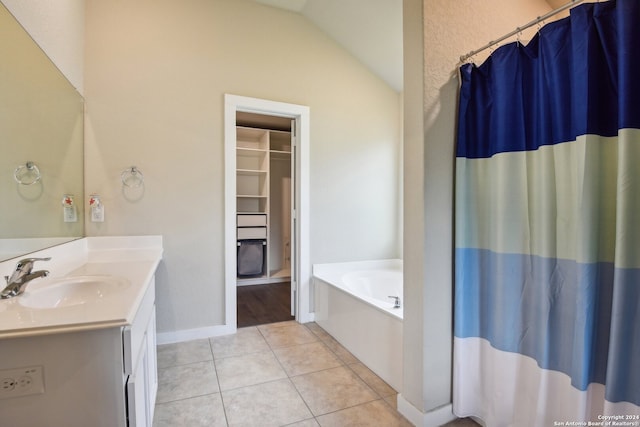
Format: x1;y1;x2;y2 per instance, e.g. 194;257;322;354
237;240;266;277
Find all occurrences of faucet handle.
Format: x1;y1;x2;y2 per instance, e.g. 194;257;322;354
14;257;51;273
388;295;401;308
16;257;51;266
19;257;52;263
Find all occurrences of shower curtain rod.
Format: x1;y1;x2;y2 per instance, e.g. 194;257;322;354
459;0;585;63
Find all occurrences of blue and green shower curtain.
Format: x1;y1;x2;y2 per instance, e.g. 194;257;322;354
454;1;640;425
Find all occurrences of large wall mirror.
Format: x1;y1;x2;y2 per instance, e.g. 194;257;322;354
0;3;84;262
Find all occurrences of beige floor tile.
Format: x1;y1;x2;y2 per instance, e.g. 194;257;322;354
156;360;219;403
316;399;413;427
273;341;342;376
304;322;332;340
260;323;318;349
291;366;377;416
156;339;212;369
153;393;227;427
222;378;312;427
210;326;270;359
383;393;399;410
321;336;359;364
154;323;412;427
302;322;323;333
215;350;287;391
258;320;299;331
284;418;320;426
349;362;397;397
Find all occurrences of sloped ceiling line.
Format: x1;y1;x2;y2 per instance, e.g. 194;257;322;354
253;0;560;93
254;0;403;92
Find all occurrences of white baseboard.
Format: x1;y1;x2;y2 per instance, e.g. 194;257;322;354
157;324;236;345
299;311;315;324
397;394;456;427
157;315;315;345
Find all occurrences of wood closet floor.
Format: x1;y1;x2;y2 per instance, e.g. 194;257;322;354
237;282;294;327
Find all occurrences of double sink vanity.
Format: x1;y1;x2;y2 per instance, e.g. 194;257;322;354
0;236;163;427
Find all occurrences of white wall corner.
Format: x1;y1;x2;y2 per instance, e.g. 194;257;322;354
397;394;455;427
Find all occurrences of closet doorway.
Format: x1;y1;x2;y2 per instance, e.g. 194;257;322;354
236;112;293;327
224;95;311;330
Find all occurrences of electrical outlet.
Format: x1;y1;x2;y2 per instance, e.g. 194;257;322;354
0;366;44;399
1;378;15;392
18;376;32;388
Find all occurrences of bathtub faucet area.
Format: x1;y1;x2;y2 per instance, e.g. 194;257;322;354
388;295;401;309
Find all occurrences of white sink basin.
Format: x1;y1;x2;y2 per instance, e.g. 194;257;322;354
19;275;130;309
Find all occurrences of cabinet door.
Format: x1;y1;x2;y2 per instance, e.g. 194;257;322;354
145;309;158;423
126;335;148;427
123;283;156;375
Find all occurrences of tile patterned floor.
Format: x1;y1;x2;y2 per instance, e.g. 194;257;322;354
153;321;476;427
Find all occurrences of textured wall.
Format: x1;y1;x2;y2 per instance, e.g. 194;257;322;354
424;0;554;105
402;0;553;416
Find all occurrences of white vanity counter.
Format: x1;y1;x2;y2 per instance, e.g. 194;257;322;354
0;235;163;338
0;236;163;427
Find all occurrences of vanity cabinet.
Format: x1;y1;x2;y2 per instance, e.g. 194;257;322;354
124;277;158;427
0;276;158;427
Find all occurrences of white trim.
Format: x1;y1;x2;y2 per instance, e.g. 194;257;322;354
156;324;236;345
224;94;312;327
224;97;238;329
397;395;455;427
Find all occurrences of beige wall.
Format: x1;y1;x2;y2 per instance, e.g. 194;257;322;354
0;4;83;240
1;0;84;93
84;0;401;334
402;0;552;416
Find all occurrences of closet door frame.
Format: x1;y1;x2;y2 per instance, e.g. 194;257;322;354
224;94;311;328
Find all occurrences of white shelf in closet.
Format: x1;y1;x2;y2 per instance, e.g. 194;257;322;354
270;150;291;160
236;147;267;155
237;169;267;194
236;132;269;206
237;150;267;170
236;124;291;285
269;129;292;152
237;126;269;149
236;168;267;175
270;268;291;279
236;198;268;213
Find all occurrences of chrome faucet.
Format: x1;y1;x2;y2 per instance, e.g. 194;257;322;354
388;295;401;309
1;257;51;299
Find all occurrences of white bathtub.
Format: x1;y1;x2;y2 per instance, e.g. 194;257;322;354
313;259;403;392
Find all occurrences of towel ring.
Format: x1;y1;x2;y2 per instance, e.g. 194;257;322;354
14;161;41;186
121;166;144;188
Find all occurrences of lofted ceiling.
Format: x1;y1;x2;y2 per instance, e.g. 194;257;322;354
254;0;403;92
546;0;568;8
253;0;562;93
